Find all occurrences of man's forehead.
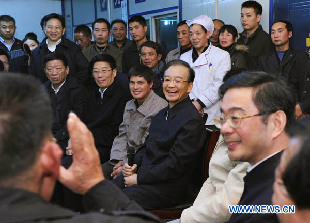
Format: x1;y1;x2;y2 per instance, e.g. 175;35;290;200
165;65;189;78
0;21;14;25
113;22;126;28
221;87;255;112
141;46;156;53
177;24;189;31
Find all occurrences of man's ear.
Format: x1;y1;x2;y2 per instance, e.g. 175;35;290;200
39;140;62;182
39;140;63;201
256;14;262;23
62;27;66;36
157;53;162;61
270;110;287;139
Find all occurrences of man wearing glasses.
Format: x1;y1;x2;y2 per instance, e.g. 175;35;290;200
113;60;206;210
215;71;295;223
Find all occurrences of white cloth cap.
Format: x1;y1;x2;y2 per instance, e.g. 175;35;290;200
186;15;214;36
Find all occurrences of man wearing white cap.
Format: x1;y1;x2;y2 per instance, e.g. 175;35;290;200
180;15;230;127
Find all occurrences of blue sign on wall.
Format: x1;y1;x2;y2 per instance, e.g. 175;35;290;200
100;0;107;11
114;0;121;8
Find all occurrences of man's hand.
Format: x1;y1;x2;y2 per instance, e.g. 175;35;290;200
192;100;204;115
59;113;104;194
111;160;123;179
124;174;137;187
122;163;137;177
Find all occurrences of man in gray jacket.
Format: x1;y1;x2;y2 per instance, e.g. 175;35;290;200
102;64;167;179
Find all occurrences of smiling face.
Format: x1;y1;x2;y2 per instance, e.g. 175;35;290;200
219;29;237;48
241;7;261;35
190;24;210;53
44;59;69;89
163;65;193;108
177;24;191;47
129;75;153;105
92;61;116;90
93;22;110;47
271;22;292;51
210;20;224;46
44;18;65;43
140;46;162;69
220;87;272;165
112;22;127;42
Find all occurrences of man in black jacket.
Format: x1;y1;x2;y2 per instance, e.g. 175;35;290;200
44;53;86;151
29;13;89;85
0;73;160;223
237;1;273;66
84;54;131;164
0;15;24;60
217;72;295;223
258;20;302;80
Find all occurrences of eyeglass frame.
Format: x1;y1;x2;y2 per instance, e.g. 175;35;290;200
92;69;113;75
161;76;189;85
213;111;276;129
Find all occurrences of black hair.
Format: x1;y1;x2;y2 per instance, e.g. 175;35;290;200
44;53;68;67
140;40;161;55
242;1;262;15
128;15;147;27
111;19;127;29
0;15;15;26
0;49;9;62
164;59;195;83
273;20;293;34
223;68;247;82
177;20;188;28
42;13;66;28
92;18;111;31
219;71;295;131
88;54;117;75
0;73;51;183
128;64;155;84
22;33;39;55
219;24;238;39
74;24;92;37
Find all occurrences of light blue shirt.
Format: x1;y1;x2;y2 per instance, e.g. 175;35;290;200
0;36;15;51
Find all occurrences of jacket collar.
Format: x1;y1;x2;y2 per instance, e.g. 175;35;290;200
164;97;191;120
127;90;157;116
240;25;263;39
0;188;74;222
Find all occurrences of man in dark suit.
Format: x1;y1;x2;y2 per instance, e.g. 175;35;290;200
215;72;295;223
44;53;86;151
258;20;302;80
0;73;160;223
113;60;206;210
84;54;131;164
29;13;89;85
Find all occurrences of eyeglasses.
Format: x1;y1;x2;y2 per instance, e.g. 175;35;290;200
213;113;272;129
92;69;112;75
162;77;189;85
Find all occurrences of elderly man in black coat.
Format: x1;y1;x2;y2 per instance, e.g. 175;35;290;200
44;53;86;151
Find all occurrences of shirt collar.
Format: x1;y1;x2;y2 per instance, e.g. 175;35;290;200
247;150;282;173
0;36;15;50
98;88;107;99
51;79;66;94
46;38;62;52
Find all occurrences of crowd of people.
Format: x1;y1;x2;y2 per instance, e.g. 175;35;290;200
0;0;310;222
